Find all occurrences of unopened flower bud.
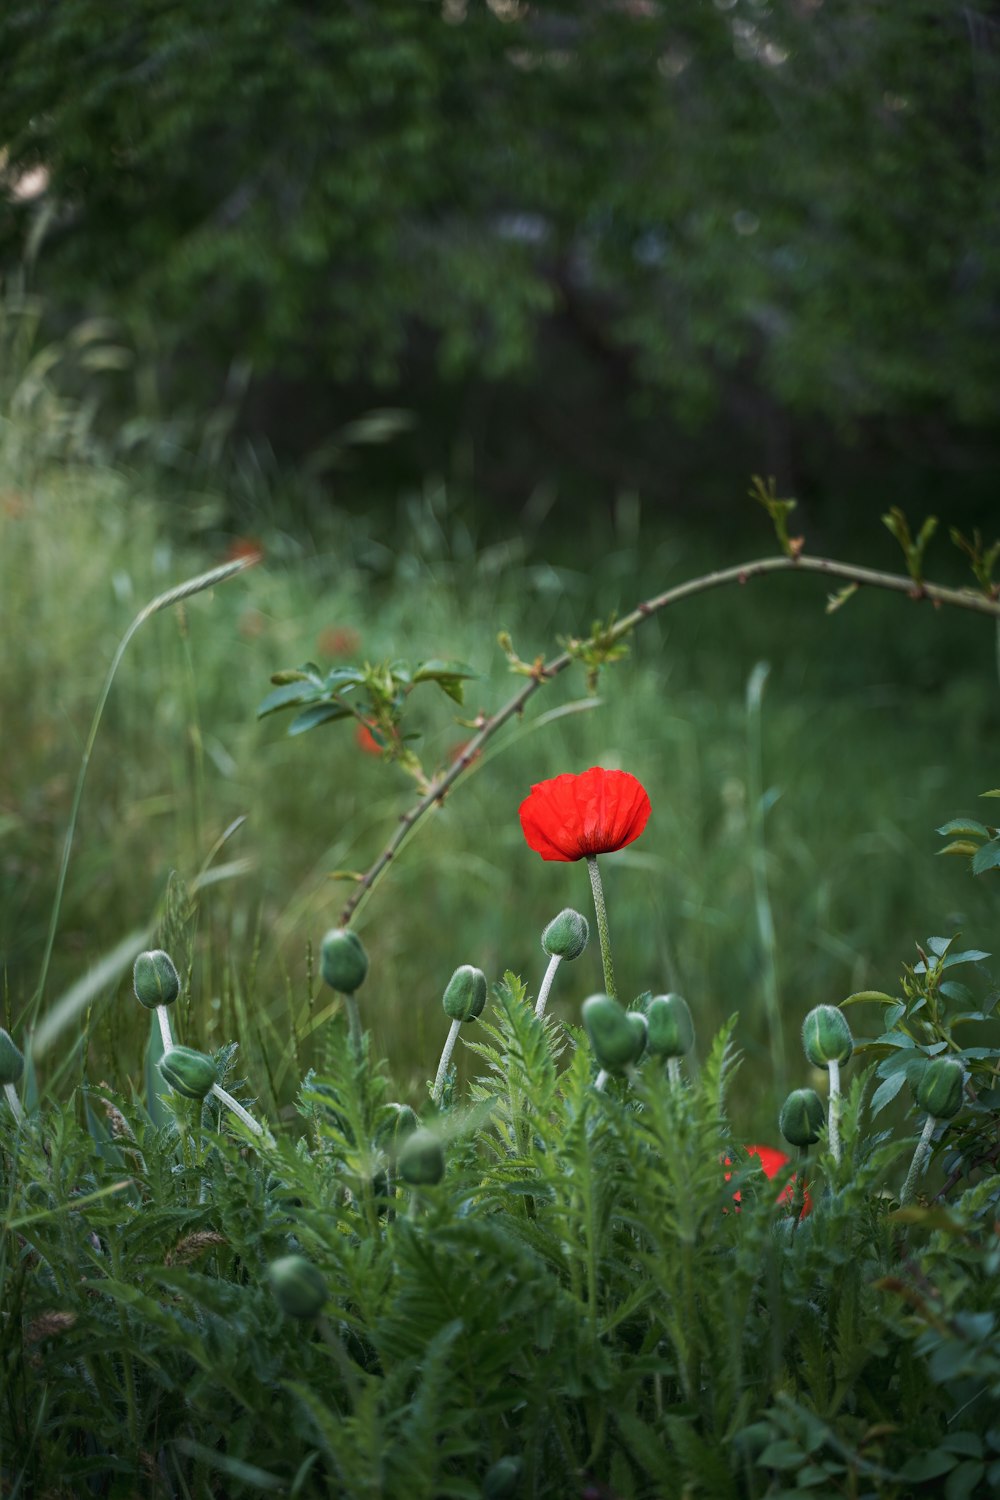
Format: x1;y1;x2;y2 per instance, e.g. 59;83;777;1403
484;1456;523;1499
398;1128;445;1186
133;950;180;1010
0;1028;24;1086
541;908;589;961
779;1087;826;1148
582;995;646;1073
801;1005;853;1068
158;1046;218;1101
374;1102;419;1153
320;928;369;994
268;1254;328;1319
442;964;488;1023
646;993;695;1058
915;1057;964;1120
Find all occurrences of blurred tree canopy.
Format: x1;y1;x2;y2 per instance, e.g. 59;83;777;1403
1;0;999;458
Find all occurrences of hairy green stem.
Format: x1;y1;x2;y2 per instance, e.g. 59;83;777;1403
535;954;561;1018
210;1083;265;1139
343;994;363;1058
4;1082;24;1123
586;856;617;1001
156;1005;175;1055
667;1057;682;1089
432;1019;462;1105
828;1059;843;1165
900;1113;938;1206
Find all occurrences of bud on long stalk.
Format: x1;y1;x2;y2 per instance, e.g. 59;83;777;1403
801;1005;853;1164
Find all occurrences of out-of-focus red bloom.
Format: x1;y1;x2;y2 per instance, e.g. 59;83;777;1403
317;626;361;659
724;1144;812;1218
225;536;265;565
519;767;651;863
355;722;383;756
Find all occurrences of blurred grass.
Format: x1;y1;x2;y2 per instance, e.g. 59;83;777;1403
1;300;997;1141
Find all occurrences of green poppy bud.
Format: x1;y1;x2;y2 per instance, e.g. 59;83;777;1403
646;993;695;1058
374;1102;419;1153
133;950;181;1010
915;1057;964;1120
484;1456;523;1499
582;995;646;1073
398;1128;445;1186
320;928;369;994
268;1254;328;1319
158;1046;218;1101
442;964;488;1023
801;1005;853;1068
541;908;589;961
779;1087;826;1148
0;1028;24;1086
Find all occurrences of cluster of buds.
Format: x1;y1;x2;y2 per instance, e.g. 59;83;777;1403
132;950;265;1138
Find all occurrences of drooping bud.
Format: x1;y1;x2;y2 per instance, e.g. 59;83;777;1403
133;950;180;1010
801;1005;853;1068
268;1254;328;1319
541;908;589;961
158;1046;218;1101
645;993;695;1059
398;1128;445;1186
320;928;369;994
582;995;646;1074
374;1102;419;1153
915;1057;965;1120
442;965;488;1023
484;1456;523;1499
0;1028;24;1086
779;1088;826;1148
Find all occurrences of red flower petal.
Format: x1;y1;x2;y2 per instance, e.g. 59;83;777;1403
724;1144;812;1217
519;767;651;862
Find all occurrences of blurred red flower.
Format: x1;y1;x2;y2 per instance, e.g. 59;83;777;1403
725;1144;812;1218
355;722;385;756
225;536;264;565
519;767;651;863
317;626;361;659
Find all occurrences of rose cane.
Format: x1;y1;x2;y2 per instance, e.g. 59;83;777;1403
535;908;589;1018
801;1005;853;1165
519;768;650;1002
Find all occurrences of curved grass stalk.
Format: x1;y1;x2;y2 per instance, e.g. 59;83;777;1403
31;555;257;1029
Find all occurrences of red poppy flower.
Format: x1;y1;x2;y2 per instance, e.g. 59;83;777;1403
225;536;265;565
724;1144;812;1218
519;767;651;863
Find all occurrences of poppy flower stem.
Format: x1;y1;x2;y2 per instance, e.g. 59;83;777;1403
156;1005;176;1056
594;1069;609;1092
827;1059;843;1165
4;1082;24;1124
667;1057;682;1089
586;856;617;1002
432;1019;462;1105
535;955;562;1019
900;1113;938;1206
343;994;363;1057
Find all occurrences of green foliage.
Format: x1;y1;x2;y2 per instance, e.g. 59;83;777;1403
2;1;998;429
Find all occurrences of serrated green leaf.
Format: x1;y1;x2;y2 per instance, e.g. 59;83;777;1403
942;948;991;968
972;838;1000;875
257;681;318;718
842;990;899;1007
288;703;353;735
936;819;991;839
413;659;478;682
938;840;980;857
870;1071;908;1117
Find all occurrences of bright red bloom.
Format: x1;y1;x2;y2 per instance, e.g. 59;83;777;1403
225;536;265;565
725;1144;812;1218
519;767;651;863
